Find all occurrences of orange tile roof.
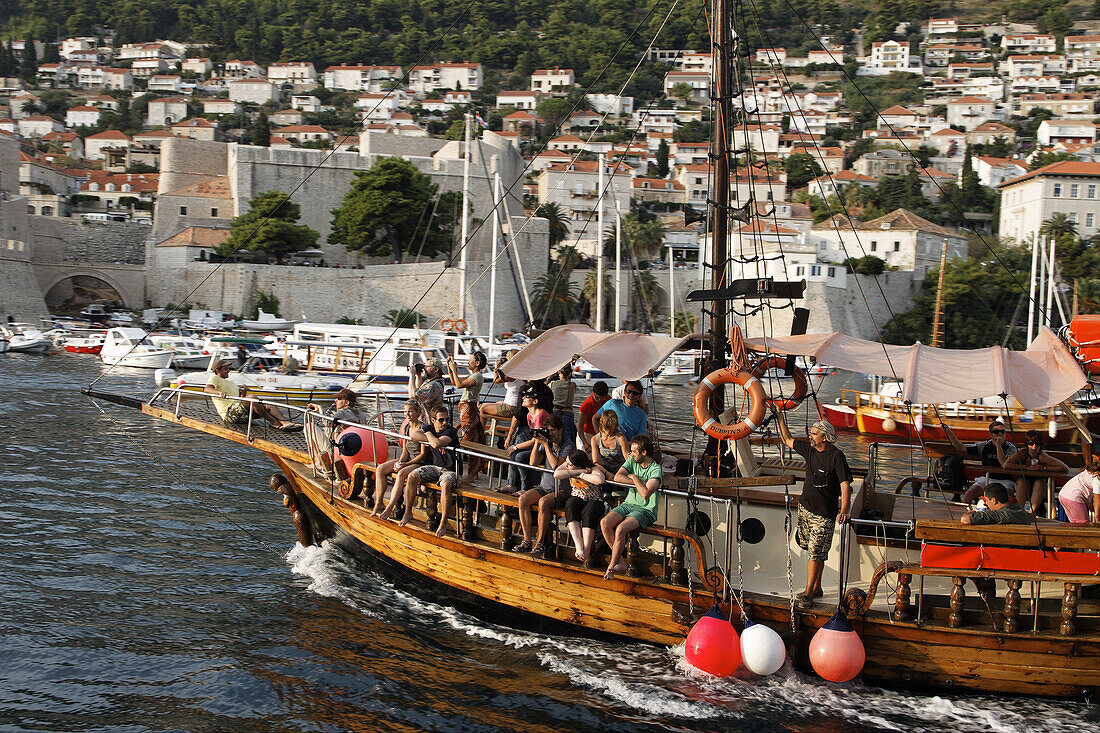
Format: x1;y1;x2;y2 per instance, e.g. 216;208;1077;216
999;160;1100;187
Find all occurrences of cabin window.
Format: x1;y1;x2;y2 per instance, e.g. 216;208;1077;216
1071;184;1079;198
1053;183;1062;197
211;208;218;217
180;206;188;215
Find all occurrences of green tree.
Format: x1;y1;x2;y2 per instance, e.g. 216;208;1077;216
215;191;319;258
843;255;887;275
784;152;823;189
385;308;426;328
535;201;570;248
536;97;573;133
655;138;670;178
329;158;455;261
669;81;694;105
19;36;37;84
530;273;579;327
1040;213;1078;240
251;110;270;147
581;269;613;327
556;244;583;273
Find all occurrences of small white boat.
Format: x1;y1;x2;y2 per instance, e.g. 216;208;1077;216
1;324;53;353
239;309;300;332
99;328;175;369
654;351;697;386
148;335;212;370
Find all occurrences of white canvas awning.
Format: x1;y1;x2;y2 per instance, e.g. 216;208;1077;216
743;327;1087;409
501;325;688;381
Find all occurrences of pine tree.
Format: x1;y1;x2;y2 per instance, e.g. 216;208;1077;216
251;111;270;147
19;36;37;84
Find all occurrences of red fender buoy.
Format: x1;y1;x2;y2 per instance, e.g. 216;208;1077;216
336;427;389;475
684;605;741;676
809;610;865;682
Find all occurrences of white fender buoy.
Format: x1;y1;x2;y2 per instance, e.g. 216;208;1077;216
809;610;865;682
684;605;741;676
739;618;786;675
913;413;924;433
1048;418;1058;439
881;417;897;433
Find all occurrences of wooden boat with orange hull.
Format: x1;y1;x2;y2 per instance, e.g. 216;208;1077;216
821;388;1100;443
84;385;1100;699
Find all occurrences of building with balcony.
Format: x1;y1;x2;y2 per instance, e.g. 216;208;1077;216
998;161;1100;243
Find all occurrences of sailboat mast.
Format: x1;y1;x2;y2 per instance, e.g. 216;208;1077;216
596;158;605;332
488;171;500;347
930;240;948;348
615;200;622;331
669;247;675;338
709;0;733;362
1026;235;1038;343
458;113;472;322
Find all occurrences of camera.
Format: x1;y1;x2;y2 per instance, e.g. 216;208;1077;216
533;427;550;439
414;362;425;374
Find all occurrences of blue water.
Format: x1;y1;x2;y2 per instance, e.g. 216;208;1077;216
0;353;1095;732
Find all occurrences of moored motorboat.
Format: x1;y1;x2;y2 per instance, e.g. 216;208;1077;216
61;333;106;355
239;309;301;332
99;328;175;369
2;324;54;354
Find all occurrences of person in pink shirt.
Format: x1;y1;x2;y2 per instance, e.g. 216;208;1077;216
1058;459;1100;523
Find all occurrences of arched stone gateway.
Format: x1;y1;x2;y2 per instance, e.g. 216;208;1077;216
37;264;145;312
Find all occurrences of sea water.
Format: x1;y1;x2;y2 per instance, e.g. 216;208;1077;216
0;353;1095;732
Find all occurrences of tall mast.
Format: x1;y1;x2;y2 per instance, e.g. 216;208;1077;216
488;171;500;348
930;240;948;348
458;112;472;322
615;199;622;331
596;157;605;332
1026;235;1038;343
709;0;733;363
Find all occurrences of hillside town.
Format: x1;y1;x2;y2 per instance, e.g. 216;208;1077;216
1;14;1099;336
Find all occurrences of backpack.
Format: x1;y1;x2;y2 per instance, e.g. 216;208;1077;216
932;454;967;490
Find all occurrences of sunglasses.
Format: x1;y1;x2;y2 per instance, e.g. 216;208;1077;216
625;390;642;396
434;415;449;422
1027;440;1041;445
990;429;1004;435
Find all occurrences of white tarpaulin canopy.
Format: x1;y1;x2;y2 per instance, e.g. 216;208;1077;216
501;325;689;381
743;327;1087;409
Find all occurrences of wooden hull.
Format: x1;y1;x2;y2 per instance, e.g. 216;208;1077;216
267;451;1099;698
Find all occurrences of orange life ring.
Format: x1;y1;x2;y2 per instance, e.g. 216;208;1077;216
452;318;467;333
692;368;767;441
440;318;455;332
750;356;808;411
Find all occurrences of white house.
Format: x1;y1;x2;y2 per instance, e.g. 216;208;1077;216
807;169;879;200
926;17;959;43
202;99;242;116
496;90;540;111
84;129;132;160
536;158;632;227
228;79;280;104
586;93;634;116
1001;34;1057;55
1003;54;1066;78
224;60;265;78
998;161;1100;243
275;124;333;144
812;208;968;278
1015;93;1093;118
946;96;997;131
147;75;183;93
267;62;317;87
530;68;575;94
973;156;1028;187
65;105;101;128
131;58;168;78
146;97;190;128
75;66;132;90
1037;119;1099;146
663;70;710;102
407;63;482;95
321;64;400;92
1065;35;1100;73
291;95;326;112
18;115;64;138
868;41;911;71
182;58;214;76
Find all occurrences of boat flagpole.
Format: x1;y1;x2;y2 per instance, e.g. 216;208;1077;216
1026;234;1038;343
488;171;500;347
1037;237;1048;331
669;246;675;338
597;155;605;332
615;199;622;332
1046;236;1056;328
458;112;472;322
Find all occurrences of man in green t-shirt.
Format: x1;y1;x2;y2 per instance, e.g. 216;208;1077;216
601;435;662;580
961;483;1034;526
203;360;299;430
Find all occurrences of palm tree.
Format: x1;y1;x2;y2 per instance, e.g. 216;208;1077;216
535;202;570;248
1040;213;1078;241
385;308;425;328
529;273;579;327
580;269;613;327
630;269;661;331
556;244;583;274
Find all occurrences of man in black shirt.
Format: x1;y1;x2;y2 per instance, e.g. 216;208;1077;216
946;421;1017;505
776;411;853;607
385;406;460;536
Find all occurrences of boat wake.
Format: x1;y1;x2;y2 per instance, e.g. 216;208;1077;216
285;540;1095;732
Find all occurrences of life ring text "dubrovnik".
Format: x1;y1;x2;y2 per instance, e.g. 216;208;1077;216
693;367;767;441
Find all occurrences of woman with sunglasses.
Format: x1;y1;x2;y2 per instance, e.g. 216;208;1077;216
369;401;428;517
447;351;488;481
1002;429;1068;514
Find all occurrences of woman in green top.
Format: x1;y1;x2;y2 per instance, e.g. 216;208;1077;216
601;435;662;580
447;351;487;480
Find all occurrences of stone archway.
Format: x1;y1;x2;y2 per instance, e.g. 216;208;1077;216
44;274;126;315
